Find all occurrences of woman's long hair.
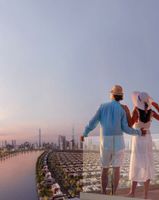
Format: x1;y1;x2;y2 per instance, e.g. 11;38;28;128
138;102;152;123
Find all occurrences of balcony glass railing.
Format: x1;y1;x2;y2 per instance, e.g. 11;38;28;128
82;134;159;194
44;133;159;199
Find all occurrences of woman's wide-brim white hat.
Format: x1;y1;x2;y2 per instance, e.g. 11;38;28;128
132;91;153;110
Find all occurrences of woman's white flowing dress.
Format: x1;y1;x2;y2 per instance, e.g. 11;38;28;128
129;120;154;182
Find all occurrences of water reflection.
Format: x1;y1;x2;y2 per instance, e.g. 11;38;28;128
0;151;42;200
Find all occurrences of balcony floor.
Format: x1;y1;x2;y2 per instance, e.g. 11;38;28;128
117;186;159;200
125;189;159;200
81;185;159;200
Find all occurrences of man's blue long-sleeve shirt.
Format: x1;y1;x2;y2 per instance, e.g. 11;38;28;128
83;100;141;150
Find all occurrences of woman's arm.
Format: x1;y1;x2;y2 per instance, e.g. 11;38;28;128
152;110;159;120
121;105;139;127
121;105;133;127
131;107;138;126
152;102;159;112
152;102;159;120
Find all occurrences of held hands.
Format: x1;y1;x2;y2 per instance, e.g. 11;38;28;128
141;128;147;136
80;135;85;142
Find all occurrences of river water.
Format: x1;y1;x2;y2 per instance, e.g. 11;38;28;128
0;151;42;200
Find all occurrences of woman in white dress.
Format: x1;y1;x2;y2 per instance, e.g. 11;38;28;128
128;92;159;199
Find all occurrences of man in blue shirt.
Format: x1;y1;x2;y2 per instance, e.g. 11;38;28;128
81;85;146;195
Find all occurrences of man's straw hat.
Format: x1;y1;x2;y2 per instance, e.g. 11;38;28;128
110;85;124;96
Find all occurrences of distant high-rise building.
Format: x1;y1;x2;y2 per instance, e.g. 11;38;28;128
69;140;73;150
1;141;4;148
72;126;75;150
12;140;16;148
4;140;7;148
58;135;67;150
39;128;42;148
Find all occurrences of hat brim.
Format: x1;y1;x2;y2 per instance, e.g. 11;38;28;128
132;91;152;110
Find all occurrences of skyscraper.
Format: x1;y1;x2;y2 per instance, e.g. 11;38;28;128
58;135;66;150
72;126;75;150
39;128;42;148
12;140;16;148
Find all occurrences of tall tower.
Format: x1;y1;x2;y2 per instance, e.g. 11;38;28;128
39;128;42;148
72;126;75;150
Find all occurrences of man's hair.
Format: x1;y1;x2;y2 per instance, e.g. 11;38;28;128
113;95;123;101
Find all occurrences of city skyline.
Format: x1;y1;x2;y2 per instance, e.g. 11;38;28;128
0;0;159;141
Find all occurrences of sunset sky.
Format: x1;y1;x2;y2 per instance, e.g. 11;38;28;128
0;0;159;143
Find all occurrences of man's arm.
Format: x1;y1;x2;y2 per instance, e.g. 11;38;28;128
83;105;101;137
